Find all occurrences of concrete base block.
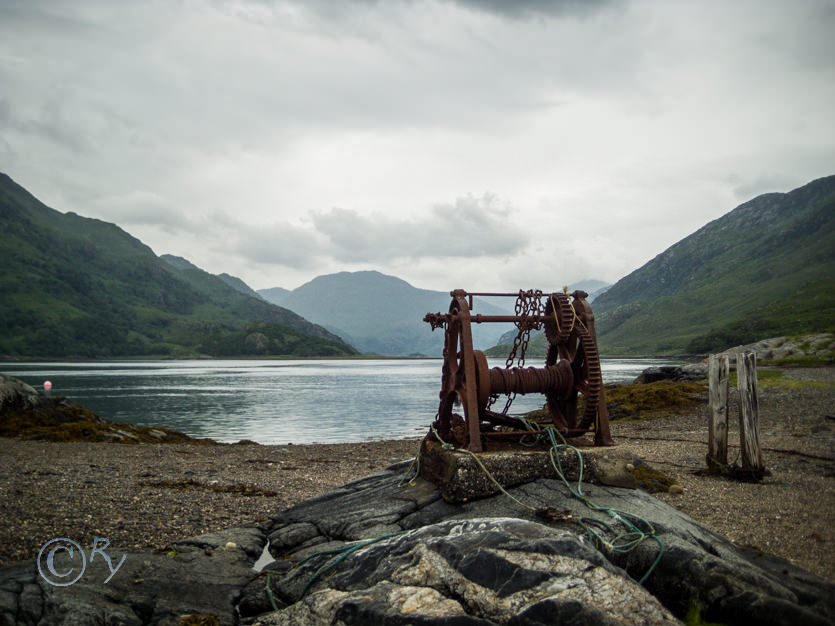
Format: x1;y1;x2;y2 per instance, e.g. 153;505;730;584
419;440;636;503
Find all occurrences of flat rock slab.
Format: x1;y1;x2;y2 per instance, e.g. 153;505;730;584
257;518;679;626
263;463;835;626
0;528;265;626
420;440;637;502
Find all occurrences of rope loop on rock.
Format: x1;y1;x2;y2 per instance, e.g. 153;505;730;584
543;427;665;585
398;418;665;586
399;434;430;487
295;530;409;599
431;425;456;450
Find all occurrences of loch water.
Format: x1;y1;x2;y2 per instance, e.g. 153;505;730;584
2;358;678;444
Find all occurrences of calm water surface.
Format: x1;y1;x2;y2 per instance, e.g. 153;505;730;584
1;358;678;444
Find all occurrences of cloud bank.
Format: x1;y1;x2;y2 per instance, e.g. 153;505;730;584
1;0;833;291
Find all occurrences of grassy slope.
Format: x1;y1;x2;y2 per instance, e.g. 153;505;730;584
592;176;835;355
0;173;356;357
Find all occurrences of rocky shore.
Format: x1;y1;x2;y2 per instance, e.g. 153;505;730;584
1;366;833;625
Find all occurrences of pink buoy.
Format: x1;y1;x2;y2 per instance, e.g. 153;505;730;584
43;381;52;391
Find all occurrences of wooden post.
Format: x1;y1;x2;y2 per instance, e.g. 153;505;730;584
706;354;729;472
737;351;764;477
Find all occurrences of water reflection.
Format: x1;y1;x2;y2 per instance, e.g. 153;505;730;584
1;358;678;444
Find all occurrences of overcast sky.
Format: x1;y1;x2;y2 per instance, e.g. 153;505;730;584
1;0;833;293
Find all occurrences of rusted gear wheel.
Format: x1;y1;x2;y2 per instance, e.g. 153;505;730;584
574;323;602;428
545;307;602;430
543;293;575;344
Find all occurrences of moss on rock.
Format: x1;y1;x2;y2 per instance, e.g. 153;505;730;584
604;381;705;421
633;463;682;493
0;394;215;444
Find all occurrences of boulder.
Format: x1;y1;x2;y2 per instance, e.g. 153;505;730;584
259;464;833;626
256;519;679;625
0;374;41;412
711;333;834;363
0;528;265;626
633;363;707;384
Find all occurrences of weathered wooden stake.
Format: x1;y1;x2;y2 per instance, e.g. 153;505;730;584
706;354;729;472
737;351;764;477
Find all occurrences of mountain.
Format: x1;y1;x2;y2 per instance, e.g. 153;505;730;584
259;286;291;302
587;283;611;302
217;273;263;299
160;255;263;300
259;271;517;356
562;279;611;302
0;173;357;358
159;254;200;271
593;175;835;355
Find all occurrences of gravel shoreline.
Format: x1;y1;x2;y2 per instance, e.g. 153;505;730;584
1;367;833;582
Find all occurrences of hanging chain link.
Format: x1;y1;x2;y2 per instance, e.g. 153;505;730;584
504;290;525;368
489;290;545;415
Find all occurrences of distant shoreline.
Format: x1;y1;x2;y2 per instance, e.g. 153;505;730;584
0;354;690;362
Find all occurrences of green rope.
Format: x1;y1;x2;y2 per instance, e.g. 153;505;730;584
518;417;546;447
542;427;665;584
264;571;281;611
462;449;538;512
399;435;427;487
297;531;408;598
431;425;455;450
402;420;664;585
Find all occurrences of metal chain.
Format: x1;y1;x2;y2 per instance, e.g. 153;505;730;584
504;290;526;369
518;289;545;366
494;290;545;415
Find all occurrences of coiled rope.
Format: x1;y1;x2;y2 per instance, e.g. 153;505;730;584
431;426;665;585
290;422;664;604
542;428;664;584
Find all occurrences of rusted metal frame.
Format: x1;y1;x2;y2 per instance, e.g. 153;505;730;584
450;290;483;453
479;411;543;428
457;291;524;297
427;313;550;325
435;313;457;442
426;289;614;451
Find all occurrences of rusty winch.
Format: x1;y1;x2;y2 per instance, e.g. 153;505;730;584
424;289;614;452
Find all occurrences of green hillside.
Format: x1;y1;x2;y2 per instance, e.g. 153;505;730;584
592;175;835;355
0;173;357;358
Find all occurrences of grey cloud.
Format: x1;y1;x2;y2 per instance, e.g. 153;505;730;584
229;222;323;269
311;194;527;263
1;0;833;295
92;190;193;233
442;0;614;19
0;98;91;154
728;173;805;200
278;0;613;21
